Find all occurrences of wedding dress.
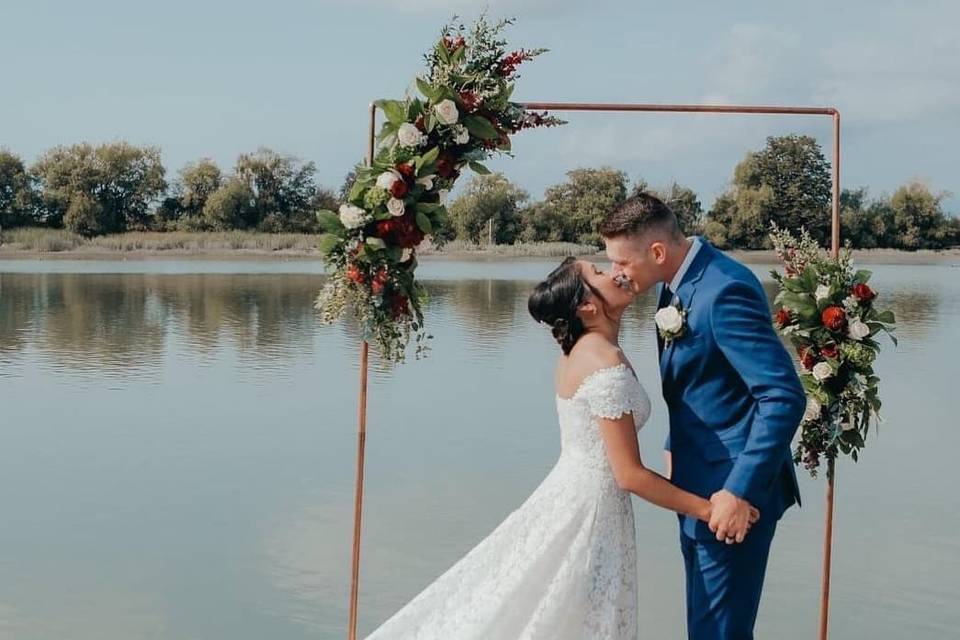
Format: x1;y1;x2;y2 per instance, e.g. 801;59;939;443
364;363;651;640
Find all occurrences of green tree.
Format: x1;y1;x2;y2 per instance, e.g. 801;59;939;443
0;149;37;228
631;179;704;236
202;178;255;230
179;159;223;217
889;182;956;249
539;167;628;245
234;148;317;231
448;173;528;244
706;135;831;248
31;142;166;235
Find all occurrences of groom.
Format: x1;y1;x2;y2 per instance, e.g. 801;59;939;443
602;193;805;639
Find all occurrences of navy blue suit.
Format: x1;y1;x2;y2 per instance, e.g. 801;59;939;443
659;240;805;639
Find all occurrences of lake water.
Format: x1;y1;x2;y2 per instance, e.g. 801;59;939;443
1;258;958;639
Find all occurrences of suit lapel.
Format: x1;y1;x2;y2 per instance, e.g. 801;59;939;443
659;239;715;381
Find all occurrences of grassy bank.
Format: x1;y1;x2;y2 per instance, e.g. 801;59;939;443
1;228;957;265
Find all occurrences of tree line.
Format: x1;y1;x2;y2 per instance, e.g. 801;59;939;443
0;143;337;236
1;135;957;250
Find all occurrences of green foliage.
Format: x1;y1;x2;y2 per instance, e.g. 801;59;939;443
527;167;627;246
31;142;166;234
707;135;831;249
448;173;528;244
202;178;255;231
0;149;38;228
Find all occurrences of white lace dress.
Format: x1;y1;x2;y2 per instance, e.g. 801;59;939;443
364;363;651;640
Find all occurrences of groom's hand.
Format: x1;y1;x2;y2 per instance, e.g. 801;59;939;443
708;490;757;544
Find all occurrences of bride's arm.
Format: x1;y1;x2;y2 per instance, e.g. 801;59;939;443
598;415;711;523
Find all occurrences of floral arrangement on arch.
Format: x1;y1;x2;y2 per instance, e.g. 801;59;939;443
314;16;564;362
769;224;897;477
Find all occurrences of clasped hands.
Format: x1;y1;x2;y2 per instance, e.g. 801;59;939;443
707;489;760;544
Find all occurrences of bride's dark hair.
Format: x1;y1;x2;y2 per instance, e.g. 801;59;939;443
528;256;589;355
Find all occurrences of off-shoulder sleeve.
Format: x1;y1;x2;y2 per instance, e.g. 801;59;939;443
580;364;640;420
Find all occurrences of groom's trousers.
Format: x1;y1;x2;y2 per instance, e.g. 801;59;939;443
679;519;777;640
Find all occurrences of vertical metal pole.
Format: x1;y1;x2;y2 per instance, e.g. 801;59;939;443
819;110;841;640
347;103;378;640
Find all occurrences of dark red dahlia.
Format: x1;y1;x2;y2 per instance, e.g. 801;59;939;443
820;344;839;360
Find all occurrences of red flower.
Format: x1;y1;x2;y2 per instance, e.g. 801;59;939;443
774;308;792;328
797;346;816;370
396;163;415;179
458;89;479;112
821;306;847;332
498;49;531;76
371;268;389;295
389;180;409;199
442;35;465;52
346;264;366;285
390;293;409;319
375;218;398;238
851;283;876;303
821;344;839;360
436;153;457;179
414;115;426;132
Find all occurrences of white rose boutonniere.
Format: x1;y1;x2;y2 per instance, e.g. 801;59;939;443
655;303;687;343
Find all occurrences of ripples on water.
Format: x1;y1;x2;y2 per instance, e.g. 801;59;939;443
0;260;957;639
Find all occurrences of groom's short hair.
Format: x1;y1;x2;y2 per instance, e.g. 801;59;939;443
600;192;683;242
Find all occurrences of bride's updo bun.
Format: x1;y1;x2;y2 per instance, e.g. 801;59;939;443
528;257;587;355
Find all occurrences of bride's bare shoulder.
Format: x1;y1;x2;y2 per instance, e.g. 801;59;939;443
555;335;626;397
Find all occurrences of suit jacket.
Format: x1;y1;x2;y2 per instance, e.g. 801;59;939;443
659;239;805;540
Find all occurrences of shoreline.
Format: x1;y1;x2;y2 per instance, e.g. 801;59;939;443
1;246;959;265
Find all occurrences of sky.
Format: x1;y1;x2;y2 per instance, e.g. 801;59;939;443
2;0;958;211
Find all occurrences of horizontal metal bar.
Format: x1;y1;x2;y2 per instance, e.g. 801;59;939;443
520;102;837;116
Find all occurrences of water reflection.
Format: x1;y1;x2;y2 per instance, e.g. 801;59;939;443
0;262;957;640
1;268;940;377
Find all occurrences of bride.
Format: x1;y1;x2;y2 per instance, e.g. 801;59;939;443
364;257;755;639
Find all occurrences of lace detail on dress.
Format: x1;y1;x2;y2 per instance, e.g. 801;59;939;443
574;363;650;421
363;361;651;640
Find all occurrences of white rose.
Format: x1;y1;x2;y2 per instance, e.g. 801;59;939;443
387;197;405;217
803;396;822;422
365;237;386;250
434;99;459;125
338;204;368;229
375;170;400;190
848;318;871;341
815;284;831;302
401;247;413;262
812;361;834;381
438;189;449;205
655;305;684;334
843;295;859;312
453;124;470;144
397;122;425;148
416;174;435;190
